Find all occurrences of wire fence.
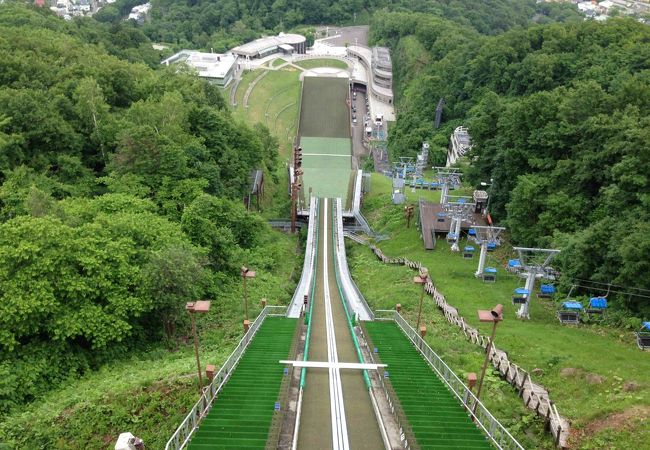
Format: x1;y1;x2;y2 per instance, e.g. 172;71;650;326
165;305;287;450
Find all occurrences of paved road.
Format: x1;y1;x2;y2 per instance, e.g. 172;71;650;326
350;89;370;170
317;25;369;47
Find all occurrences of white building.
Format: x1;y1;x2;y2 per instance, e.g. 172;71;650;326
128;2;151;23
231;33;307;61
446;126;472;167
162;51;238;87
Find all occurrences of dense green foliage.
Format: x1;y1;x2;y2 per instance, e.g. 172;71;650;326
0;3;287;415
373;12;650;315
134;0;544;51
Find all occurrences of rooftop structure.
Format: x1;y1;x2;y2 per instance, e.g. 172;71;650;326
371;47;392;90
232;33;306;59
161;51;238;87
128;2;151;23
347;45;394;105
446;126;472;167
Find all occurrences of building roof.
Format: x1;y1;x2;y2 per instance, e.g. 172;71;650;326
372;47;392;71
232;33;305;57
161;51;237;79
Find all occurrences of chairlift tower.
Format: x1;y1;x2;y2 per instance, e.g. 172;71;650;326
471;226;506;277
416;143;429;178
512;247;560;319
433;167;461;205
444;197;476;251
393;157;414;179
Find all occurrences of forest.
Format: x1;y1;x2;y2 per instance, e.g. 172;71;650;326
94;0;561;51
0;0;648;446
0;3;289;416
374;11;650;316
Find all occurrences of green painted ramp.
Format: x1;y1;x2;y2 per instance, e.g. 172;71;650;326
187;317;297;450
364;321;493;449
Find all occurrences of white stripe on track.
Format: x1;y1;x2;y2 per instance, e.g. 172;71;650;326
323;199;349;450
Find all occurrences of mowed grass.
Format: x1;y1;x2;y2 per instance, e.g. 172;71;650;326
349;172;650;449
295;58;349;70
232;69;301;160
299;77;350;138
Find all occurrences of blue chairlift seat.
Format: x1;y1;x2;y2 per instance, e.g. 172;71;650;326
538;284;556;298
512;288;529;305
447;232;458;242
436;212;446;223
468;228;476;236
483;267;497;283
636;322;650;350
586;297;608;316
558;301;583;325
487;241;497;252
463;246;475;259
508;259;522;272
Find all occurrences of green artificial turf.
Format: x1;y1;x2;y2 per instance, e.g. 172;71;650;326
187;317;297;449
365;321;493;450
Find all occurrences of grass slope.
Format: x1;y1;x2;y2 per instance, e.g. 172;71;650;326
294;58;349;70
348;173;650;449
0;229;301;449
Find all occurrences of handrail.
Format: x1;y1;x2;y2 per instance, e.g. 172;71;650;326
333;198;374;321
331;200;371;388
293;199;320;450
288;197;318;317
375;310;524;450
164;305;287;450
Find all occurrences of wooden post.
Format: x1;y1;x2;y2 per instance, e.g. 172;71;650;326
206;364;216;382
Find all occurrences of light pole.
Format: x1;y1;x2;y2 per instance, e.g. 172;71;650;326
475;304;503;403
240;266;256;321
186;300;211;394
413;268;430;332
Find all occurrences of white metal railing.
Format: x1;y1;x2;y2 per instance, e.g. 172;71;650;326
334;199;374;321
165;305;287;450
374;310;524;450
288;197;318;317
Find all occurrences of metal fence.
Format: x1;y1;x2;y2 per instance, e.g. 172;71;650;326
374;310;525;450
165;305;287;450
